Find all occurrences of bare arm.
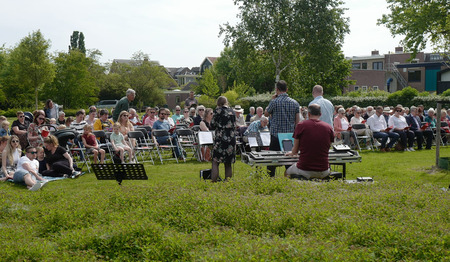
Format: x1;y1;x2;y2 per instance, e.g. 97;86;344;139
63;152;74;171
12;126;26;135
22;162;44;181
286;138;300;156
295;113;300;125
1;149;8;175
199;121;209;131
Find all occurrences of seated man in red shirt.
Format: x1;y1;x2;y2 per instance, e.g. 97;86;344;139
285;104;334;180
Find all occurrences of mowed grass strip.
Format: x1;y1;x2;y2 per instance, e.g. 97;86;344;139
0;148;449;261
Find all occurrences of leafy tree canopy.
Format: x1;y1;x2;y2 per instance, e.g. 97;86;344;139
3;30;55;109
41;50;98;108
220;0;350;83
378;0;450;56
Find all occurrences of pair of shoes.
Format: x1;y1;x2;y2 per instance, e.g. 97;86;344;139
409;147;415;151
374;141;382;147
129;160;136;164
380;148;387;152
40;180;48;189
71;171;81;179
366;146;372;150
29;183;42;191
385;147;391;152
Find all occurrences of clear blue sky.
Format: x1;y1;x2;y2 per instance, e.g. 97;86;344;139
0;0;430;68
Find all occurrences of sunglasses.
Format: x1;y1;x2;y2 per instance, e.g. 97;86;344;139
198;109;204;111
38;117;45;120
184;111;189;113
150;112;155;114
122;115;129;117
12;140;19;143
176;110;180;111
29;151;37;154
396;110;402;112
19;115;25;118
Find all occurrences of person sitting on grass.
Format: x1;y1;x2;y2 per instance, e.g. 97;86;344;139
13;146;47;191
0;120;10;137
1;135;21;181
36;146;47;175
81;125;105;164
43;135;80;178
110;122;134;164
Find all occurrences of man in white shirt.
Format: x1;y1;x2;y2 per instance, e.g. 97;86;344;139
367;106;399;152
71;110;87;135
250;107;264;122
13;146;47;191
309;85;334;128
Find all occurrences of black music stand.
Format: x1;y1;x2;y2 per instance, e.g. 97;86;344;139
91;164;148;185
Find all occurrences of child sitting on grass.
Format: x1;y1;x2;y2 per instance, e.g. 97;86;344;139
0;120;10;137
110;122;134;164
81;125;105;164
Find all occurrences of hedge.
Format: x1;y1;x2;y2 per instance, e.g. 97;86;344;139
240;94;450;111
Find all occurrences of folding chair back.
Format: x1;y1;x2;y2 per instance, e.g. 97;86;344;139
352;124;373;151
176;128;198;159
152;129;179;164
127;130;154;164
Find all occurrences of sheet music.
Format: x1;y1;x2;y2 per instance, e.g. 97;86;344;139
260;132;271;146
198;131;213;145
248;137;258;147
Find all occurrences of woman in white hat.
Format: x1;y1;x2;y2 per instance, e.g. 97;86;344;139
234;105;245;127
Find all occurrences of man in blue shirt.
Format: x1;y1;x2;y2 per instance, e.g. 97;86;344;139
153;108;181;158
265;80;300;177
244;116;269;136
309;85;334;128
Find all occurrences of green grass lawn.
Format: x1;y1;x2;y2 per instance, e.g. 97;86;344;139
1;148;449;261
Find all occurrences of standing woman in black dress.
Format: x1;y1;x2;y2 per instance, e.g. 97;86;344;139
211;96;236;182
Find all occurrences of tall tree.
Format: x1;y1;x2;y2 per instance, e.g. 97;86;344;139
378;0;450;56
42;50;98;108
195;68;220;98
78;32;86;53
6;30;55;109
69;31;86;53
0;46;8;107
220;0;349;84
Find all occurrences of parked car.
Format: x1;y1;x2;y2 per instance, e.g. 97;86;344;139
96;100;118;110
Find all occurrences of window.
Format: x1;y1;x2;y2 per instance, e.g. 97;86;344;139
352;63;361;69
373;62;383;70
411;59;419;64
362;63;367;69
362;86;367;91
373;86;378;90
430;54;442;61
408;70;421;82
176;96;181;104
354;86;359;91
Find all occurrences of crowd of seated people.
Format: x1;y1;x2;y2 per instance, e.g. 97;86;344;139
2;96;450;190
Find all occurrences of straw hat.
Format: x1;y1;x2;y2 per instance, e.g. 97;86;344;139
234;105;244;113
383;107;391;113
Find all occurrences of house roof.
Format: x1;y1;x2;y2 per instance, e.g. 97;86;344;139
113;59;160;65
200;57;219;66
182;81;199;91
